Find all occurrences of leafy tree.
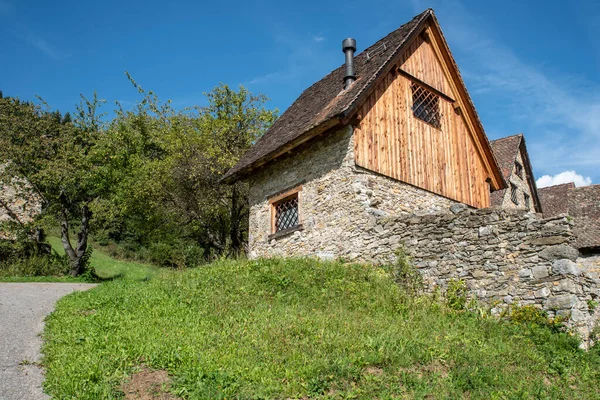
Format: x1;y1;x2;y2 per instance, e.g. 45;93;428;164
0;94;105;276
93;78;277;260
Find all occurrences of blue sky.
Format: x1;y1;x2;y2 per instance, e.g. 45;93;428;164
1;0;599;186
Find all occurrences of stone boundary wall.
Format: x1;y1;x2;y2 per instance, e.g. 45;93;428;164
363;207;600;344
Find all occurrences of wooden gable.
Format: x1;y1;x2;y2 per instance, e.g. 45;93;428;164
353;22;498;209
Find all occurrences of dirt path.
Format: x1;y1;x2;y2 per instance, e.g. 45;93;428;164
0;282;97;400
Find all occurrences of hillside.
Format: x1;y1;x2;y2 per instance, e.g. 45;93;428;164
43;258;600;399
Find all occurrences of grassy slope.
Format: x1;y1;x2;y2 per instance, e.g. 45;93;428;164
0;236;157;282
46;236;157;281
43;258;600;399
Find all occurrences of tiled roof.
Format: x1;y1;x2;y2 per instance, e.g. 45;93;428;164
489;134;522;180
539;183;600;251
538;183;575;218
222;9;431;182
568;185;600;250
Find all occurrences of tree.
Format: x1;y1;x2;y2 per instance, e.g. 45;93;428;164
93;79;277;260
0;94;105;276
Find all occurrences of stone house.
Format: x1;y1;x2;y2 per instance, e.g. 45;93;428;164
489;134;542;212
223;9;508;259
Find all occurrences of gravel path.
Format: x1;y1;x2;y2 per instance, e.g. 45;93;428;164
0;283;97;400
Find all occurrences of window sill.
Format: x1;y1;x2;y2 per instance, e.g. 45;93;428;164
268;224;304;240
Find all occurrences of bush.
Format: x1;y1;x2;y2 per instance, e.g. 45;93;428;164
446;279;468;311
508;305;565;333
388;247;423;296
0;253;68;277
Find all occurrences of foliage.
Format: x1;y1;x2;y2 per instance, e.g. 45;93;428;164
0;236;157;282
387;247;423;296
43;258;600;399
0;79;277;273
91;77;277;263
508;305;566;333
445;279;469;311
0;94;106;276
0;253;68;278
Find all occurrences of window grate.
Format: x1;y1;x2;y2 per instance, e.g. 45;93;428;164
515;162;523;179
510;183;519;205
411;83;441;128
274;195;299;232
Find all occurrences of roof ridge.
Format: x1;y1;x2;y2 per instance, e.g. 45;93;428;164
538;182;577;190
339;8;432;117
490;133;523;143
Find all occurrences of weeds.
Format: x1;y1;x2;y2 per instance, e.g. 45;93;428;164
42;258;600;399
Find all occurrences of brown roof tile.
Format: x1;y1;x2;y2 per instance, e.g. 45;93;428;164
489;134;522;180
569;185;600;250
539;183;600;250
538;183;575;218
222;9;433;182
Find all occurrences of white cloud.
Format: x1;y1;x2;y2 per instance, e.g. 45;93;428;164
313;36;325;43
536;171;592;188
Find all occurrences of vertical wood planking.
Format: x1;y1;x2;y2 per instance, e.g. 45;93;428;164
352;36;492;209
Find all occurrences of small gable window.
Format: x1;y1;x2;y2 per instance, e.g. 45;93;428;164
269;186;302;234
411;82;441;129
510;183;519;205
524;193;531;211
515;162;523;179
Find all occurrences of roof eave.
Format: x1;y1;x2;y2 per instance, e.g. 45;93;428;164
221;117;343;184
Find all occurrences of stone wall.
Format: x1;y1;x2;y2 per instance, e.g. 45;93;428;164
0;164;42;230
247;126;458;259
246;126;600;344
362;207;600;344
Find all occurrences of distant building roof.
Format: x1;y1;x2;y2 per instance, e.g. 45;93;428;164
539;183;600;251
538;182;575;218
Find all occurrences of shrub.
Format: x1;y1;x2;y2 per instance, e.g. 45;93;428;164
388;247;423;296
508;305;565;333
445;279;468;311
0;253;68;277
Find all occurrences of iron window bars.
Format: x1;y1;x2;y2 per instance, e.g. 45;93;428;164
411;82;441;129
274;194;299;232
510;183;519;205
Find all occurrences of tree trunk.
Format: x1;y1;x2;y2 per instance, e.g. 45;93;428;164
60;204;92;277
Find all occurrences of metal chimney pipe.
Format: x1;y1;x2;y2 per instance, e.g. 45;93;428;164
342;38;356;89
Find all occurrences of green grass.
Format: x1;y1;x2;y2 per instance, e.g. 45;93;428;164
46;236;157;281
0;236;157;282
42;258;600;399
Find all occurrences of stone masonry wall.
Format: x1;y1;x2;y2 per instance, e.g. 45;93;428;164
363;207;600;344
246;126;600;344
247;126;458;259
0;163;42;231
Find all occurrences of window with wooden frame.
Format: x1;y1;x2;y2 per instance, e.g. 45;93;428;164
510;183;519;205
411;82;441;128
269;186;302;234
524;193;531;211
515;161;523;179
